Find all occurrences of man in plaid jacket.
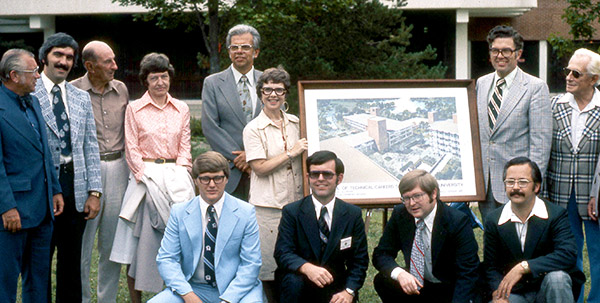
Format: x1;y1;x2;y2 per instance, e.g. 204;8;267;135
546;48;600;303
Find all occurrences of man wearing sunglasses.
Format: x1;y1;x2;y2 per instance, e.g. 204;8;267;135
201;24;263;202
484;157;583;303
372;170;479;302
546;48;600;303
275;151;369;303
149;151;263;303
476;25;552;224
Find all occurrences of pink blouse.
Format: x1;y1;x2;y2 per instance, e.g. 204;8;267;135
125;91;192;181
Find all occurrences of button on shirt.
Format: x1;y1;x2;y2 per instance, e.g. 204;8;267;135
498;196;549;252
392;203;440;283
312;196;335;230
556;90;600;148
191;195;225;285
41;72;72;164
231;65;258;117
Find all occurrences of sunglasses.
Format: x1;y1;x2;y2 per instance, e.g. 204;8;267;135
563;67;590;79
308;170;336;180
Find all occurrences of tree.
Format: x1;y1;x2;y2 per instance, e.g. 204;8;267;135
548;0;600;58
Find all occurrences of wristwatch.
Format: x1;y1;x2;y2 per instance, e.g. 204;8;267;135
345;288;355;297
520;261;530;273
89;191;102;198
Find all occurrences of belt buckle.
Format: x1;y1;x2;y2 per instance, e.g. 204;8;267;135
155;158;167;164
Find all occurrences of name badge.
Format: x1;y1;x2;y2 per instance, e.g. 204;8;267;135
340;236;352;250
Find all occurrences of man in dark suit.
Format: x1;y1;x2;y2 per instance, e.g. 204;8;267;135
484;157;583;303
0;49;64;302
275;150;369;303
32;33;103;303
372;170;479;303
201;24;263;201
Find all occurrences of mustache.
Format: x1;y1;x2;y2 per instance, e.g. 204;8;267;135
54;63;69;71
509;191;525;197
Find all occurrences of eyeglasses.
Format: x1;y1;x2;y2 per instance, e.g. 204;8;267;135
228;44;253;52
489;48;517;57
261;87;287;96
401;192;428;203
308;170;336;180
504;178;532;188
15;66;39;74
563;67;591;79
197;175;226;185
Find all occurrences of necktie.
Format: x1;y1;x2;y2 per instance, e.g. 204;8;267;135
18;95;32;110
51;85;72;156
204;205;218;287
488;78;506;130
410;219;426;288
318;206;330;253
238;75;253;123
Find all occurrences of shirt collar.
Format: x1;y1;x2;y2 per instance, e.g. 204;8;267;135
231;64;256;88
559;88;600;112
414;202;438;233
199;193;225;222
494;66;519;90
135;91;180;112
41;71;66;95
311;195;336;219
76;73;118;95
255;110;299;129
498;196;548;225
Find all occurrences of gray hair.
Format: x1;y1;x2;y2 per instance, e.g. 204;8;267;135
226;24;261;50
572;48;600;85
0;49;34;82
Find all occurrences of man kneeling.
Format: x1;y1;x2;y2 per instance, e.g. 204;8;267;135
149;151;263;303
484;157;583;302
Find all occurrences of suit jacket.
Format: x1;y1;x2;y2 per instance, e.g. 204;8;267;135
483;199;583;295
0;85;61;229
477;67;552;203
372;201;480;303
201;66;263;193
547;90;600;220
33;79;102;212
274;196;369;293
156;193;263;303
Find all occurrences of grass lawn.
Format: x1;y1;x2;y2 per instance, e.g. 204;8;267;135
66;205;590;302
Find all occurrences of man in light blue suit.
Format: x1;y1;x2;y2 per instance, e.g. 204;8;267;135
150;151;263;303
0;49;64;303
476;25;552;223
32;32;102;303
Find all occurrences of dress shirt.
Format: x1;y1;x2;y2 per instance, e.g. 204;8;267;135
71;74;129;153
498;196;549;252
312;196;335;230
41;72;72;164
231;65;258;117
554;90;600;147
191;194;225;284
486;67;519;104
392;203;440;283
124;91;192;181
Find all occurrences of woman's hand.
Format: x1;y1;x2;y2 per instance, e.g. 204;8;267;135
291;138;308;157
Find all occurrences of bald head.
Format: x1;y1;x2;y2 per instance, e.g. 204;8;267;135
81;41;112;64
81;41;118;88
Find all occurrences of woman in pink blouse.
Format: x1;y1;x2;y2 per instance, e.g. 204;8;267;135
120;52;194;302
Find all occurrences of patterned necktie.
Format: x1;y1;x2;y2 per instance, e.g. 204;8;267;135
51;85;72;156
204;205;218;287
238;75;253;123
488;77;506;130
410;219;426;289
318;206;330;253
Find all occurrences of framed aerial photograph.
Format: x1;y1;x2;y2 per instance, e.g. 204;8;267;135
298;80;485;206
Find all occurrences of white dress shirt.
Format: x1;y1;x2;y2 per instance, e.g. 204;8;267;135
312;195;335;230
487;67;519;105
41;71;72;164
498;196;549;252
555;90;600;148
191;194;225;284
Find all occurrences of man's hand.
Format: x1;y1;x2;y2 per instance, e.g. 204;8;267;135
53;194;64;216
396;269;422;295
182;291;203;303
84;195;100;220
2;208;21;232
495;263;526;300
491;291;510;303
232;151;249;172
299;263;334;288
330;290;353;303
589;197;597;221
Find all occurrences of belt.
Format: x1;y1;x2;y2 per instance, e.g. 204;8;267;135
143;158;176;164
100;150;123;161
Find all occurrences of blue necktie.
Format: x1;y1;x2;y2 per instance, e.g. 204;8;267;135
204;205;218;287
318;206;330;253
51;85;72;156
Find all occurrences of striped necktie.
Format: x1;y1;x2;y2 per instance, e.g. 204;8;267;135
488;78;506;130
318;206;330;253
203;205;218;287
410;219;426;289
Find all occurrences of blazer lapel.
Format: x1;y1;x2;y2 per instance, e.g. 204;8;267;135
498;221;524;259
577;106;600;152
493;68;526;131
430;202;448;269
477;73;494;138
299;197;322;261
523;216;547;258
0;98;43;152
215;195;239;268
252;69;263;119
65;83;81;144
321;199;348;263
218;67;247;125
35;79;59;138
553;102;575;153
183;199;204;272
